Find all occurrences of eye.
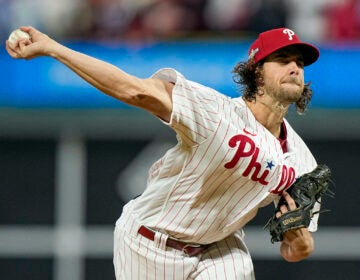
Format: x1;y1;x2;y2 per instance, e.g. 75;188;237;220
296;59;305;68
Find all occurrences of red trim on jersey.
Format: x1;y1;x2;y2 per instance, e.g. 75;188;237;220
278;122;288;153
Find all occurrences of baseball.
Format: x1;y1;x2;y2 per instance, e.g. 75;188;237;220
8;29;31;49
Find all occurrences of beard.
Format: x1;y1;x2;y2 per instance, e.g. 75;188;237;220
264;78;304;104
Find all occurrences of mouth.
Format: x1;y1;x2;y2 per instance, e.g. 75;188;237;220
281;81;303;90
282;82;301;89
282;78;301;86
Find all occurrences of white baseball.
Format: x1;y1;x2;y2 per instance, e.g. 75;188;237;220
8;29;31;49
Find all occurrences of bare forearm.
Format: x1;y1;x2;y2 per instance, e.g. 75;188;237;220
47;41;173;120
49;42;145;105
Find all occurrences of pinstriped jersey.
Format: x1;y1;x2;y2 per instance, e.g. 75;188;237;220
131;68;318;244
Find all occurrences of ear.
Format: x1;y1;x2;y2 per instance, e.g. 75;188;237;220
256;87;265;97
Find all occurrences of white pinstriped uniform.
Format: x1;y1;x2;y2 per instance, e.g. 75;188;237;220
113;68;319;279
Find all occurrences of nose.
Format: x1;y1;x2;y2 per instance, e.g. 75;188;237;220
288;61;301;75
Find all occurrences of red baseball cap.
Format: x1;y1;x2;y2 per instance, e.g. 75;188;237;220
248;28;320;66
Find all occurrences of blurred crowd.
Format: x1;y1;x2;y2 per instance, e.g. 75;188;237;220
1;0;360;43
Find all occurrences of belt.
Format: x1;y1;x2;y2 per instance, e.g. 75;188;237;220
138;225;208;257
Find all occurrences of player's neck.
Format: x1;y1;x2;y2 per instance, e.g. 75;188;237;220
245;97;289;138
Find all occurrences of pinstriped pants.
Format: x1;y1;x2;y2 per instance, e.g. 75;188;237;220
113;201;255;280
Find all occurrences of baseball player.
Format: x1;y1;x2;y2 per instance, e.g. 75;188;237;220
6;26;322;279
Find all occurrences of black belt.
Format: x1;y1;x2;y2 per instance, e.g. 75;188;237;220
138;225;208;257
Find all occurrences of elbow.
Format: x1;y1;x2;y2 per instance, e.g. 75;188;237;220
111;81;147;106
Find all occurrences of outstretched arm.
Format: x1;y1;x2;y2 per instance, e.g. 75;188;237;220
277;191;314;262
5;26;174;122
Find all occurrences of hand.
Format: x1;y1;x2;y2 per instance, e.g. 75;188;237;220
275;191;296;219
6;26;55;60
278;191;314;262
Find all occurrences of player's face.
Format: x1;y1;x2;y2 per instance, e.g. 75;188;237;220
260;47;305;103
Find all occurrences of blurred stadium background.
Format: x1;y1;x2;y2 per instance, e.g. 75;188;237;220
1;0;360;279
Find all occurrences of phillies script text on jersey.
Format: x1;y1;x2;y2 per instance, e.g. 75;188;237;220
224;133;295;194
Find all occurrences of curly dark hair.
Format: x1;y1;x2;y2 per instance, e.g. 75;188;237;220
232;59;313;114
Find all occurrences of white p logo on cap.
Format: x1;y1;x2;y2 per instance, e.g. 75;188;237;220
283;29;295;40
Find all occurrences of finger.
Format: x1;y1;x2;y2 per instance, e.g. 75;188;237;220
275;204;287;219
282;191;297;210
5;40;21;58
18;40;27;54
280;204;288;213
20;26;37;39
20;38;32;46
20;26;33;33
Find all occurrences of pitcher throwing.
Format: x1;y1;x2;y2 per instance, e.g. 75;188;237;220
6;26;329;279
